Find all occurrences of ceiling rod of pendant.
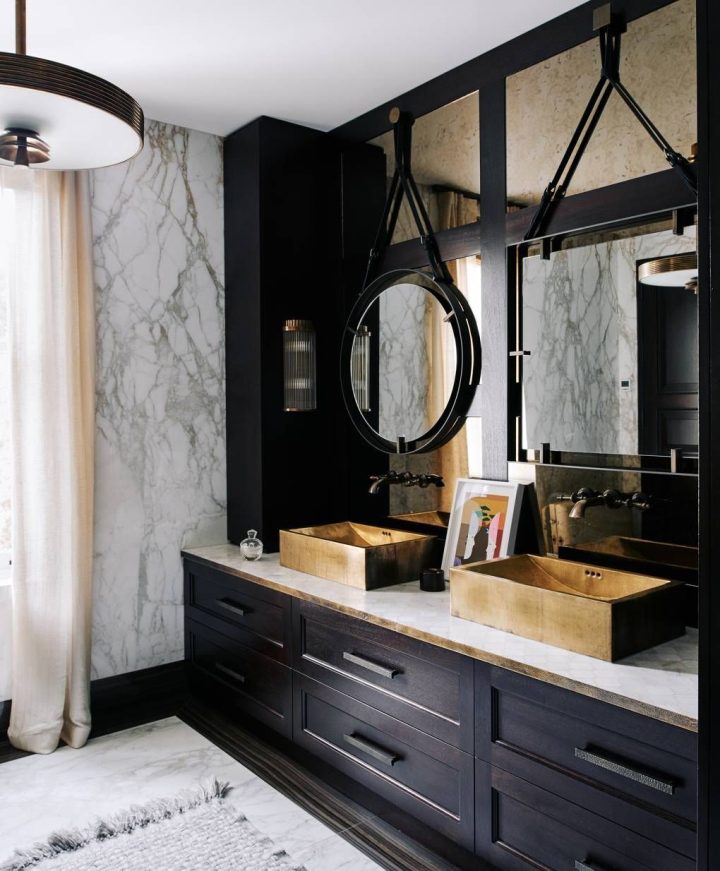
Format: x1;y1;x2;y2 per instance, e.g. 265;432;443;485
16;0;25;56
524;2;697;246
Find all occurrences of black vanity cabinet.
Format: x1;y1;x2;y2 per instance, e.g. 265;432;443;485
184;559;293;738
183;557;697;869
474;666;697;870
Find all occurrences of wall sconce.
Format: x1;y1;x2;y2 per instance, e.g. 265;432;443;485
283;319;316;411
350;325;372;412
639;253;698;294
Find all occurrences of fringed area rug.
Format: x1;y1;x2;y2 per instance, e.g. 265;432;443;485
0;779;307;871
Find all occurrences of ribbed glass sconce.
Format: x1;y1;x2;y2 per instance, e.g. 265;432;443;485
283;319;316;411
350;325;371;412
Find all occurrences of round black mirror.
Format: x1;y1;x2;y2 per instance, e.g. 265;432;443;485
340;268;481;454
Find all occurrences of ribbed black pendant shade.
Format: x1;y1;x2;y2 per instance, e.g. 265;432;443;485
0;1;144;170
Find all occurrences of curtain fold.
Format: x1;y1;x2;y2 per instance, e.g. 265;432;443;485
432;190;475;512
2;169;95;754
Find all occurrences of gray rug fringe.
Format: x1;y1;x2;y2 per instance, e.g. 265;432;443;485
1;778;232;871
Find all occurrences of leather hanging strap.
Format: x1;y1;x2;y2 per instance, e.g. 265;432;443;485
525;5;697;244
363;110;453;288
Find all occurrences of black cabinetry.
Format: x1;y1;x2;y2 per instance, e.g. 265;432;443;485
223;118;386;550
183;557;697;869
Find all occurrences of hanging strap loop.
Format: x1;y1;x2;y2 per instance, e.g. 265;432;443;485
362;109;452;288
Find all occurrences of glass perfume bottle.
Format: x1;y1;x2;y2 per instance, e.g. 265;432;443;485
240;529;263;561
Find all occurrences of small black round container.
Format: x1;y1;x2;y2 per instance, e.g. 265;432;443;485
420;567;446;592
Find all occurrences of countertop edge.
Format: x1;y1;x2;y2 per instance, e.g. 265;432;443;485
182;550;698;733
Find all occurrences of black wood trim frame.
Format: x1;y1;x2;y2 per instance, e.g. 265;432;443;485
697;1;718;868
330;0;713;862
332;0;676;145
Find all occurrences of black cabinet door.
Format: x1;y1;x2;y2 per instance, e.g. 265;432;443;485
475;760;694;871
294;674;475;850
293;599;474;750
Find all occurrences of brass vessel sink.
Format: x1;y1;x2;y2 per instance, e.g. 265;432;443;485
450;555;685;661
280;521;435;590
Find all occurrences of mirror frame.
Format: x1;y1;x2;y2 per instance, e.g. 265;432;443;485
340;267;481;454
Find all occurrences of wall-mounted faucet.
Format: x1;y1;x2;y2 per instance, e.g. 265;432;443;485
552;488;653;519
369;471;444;495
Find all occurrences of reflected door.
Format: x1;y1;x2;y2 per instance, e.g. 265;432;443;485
638;282;698;453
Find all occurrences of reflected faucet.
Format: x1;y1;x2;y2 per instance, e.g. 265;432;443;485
552;488;653;519
369;471;444;495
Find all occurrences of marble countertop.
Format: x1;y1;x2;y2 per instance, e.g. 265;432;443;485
183;545;698;732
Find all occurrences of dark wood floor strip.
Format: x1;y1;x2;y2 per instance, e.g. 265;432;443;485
179;698;462;871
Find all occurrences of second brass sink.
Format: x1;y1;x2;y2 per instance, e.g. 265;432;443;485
450;555;685;661
280;521;435;590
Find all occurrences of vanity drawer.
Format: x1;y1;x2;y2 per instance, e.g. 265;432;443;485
475;760;694;871
184;558;291;662
293;599;473;751
186;618;292;738
478;665;697;829
293;674;474;849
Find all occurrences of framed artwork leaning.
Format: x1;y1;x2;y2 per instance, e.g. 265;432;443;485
442;478;525;577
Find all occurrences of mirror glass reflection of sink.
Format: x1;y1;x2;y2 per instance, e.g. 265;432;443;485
279;522;435;590
392;510;450;528
570;536;698;569
450;555;685;661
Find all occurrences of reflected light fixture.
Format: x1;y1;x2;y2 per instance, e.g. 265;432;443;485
0;0;143;170
283;320;316;412
350;325;371;413
638;253;698;294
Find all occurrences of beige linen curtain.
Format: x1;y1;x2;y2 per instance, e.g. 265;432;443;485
1;169;95;754
430;190;478;512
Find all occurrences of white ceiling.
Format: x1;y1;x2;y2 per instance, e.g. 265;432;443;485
0;0;583;137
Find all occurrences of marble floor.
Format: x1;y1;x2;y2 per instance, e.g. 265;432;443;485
0;717;384;870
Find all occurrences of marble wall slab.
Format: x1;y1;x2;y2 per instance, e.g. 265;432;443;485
522;226;696;454
90;121;225;679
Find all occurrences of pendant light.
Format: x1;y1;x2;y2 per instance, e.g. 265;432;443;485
638;253;698;293
0;0;143;170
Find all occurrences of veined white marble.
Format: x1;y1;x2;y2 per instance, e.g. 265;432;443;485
90;121;226;680
522;226;696;454
184;547;698;731
378;283;431;443
0;718;382;871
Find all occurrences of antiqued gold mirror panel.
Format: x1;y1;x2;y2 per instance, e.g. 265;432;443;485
506;0;696;206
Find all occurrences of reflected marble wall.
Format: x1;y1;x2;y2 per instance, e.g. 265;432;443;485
378;285;430;443
90;121;225;679
522;226;695;454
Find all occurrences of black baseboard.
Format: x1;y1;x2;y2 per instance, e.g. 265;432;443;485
0;661;188;764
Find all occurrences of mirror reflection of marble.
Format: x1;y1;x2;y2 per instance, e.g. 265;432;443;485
521;224;697;456
352;282;457;444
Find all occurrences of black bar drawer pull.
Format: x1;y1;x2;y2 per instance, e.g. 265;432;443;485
214;662;246;684
575;860;612;871
574;747;675;795
215;597;251;618
342;651;402;679
343;732;401;766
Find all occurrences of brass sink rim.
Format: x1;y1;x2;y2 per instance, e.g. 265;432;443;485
450;554;681;605
282;520;435;550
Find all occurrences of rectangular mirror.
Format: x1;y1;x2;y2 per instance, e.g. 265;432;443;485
521;222;697;456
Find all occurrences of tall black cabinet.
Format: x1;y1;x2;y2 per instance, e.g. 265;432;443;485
224;117;387;549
